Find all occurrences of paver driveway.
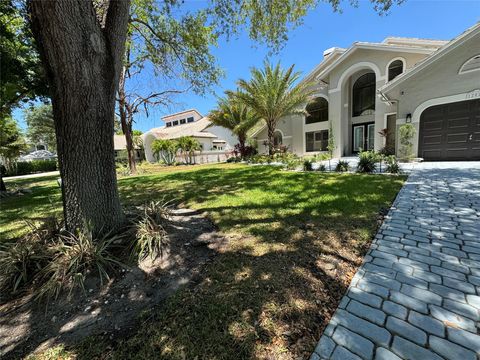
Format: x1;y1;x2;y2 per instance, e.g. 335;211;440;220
311;162;480;360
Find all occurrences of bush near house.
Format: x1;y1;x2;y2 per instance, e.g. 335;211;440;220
4;160;57;177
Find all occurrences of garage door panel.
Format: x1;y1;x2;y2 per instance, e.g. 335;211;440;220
446;133;469;144
419;99;480;161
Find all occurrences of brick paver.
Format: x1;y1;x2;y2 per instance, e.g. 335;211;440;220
311;162;480;359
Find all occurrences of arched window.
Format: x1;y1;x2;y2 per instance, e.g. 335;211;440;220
388;60;404;81
306;97;328;124
273;131;283;147
352;73;376;117
459;55;480;74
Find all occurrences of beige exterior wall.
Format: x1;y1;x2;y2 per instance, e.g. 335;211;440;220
385;34;480;157
254;48;432;157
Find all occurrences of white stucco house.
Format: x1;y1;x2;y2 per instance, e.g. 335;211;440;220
253;22;480;161
143;109;237;163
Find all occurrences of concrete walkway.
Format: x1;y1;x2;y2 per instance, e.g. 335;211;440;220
311;162;480;360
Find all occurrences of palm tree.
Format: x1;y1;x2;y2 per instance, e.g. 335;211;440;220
151;139;178;165
208;91;261;158
234;61;314;155
177;136;201;164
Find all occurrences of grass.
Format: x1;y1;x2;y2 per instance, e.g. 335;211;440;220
1;163;405;359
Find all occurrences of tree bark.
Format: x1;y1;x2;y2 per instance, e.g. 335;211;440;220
28;0;130;234
267;121;275;156
238;134;246;158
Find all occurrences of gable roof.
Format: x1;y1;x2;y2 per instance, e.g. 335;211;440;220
301;38;446;85
146;117;218;140
380;22;480;95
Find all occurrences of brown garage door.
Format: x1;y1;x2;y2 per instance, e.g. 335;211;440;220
419;99;480;160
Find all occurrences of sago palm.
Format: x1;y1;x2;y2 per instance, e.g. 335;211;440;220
234;61;314;155
208;91;261;157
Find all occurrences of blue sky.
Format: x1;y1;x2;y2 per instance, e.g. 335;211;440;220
14;0;480;132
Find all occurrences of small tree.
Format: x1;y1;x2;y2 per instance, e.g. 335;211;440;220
152;139;178;165
235;61;315;155
326;121;336;171
209;91;261;158
24;104;56;152
398;123;416;161
177;136;201;164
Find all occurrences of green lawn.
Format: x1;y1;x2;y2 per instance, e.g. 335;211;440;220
2;163;405;359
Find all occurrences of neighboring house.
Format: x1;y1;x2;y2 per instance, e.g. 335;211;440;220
253;22;480;161
114;135;144;162
143;109;236;163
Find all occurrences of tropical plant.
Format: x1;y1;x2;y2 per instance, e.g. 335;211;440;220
234;61;315;155
131;200;173;261
176;136;201;164
303;159;313;171
357;151;377;173
335;160;349;172
38;230;124;299
316;164;327;172
152;139;178;165
398;123;416;161
385;155;401;174
209;91;261;158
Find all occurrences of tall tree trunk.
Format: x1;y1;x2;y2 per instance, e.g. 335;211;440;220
118;64;137;175
267;121;275;156
28;0;130;234
238;134;246;158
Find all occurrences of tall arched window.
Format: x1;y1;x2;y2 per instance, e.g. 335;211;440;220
388;60;404;81
352;73;376;117
273;130;283;147
306;97;328;124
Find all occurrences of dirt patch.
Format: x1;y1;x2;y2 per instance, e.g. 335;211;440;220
0;209;227;359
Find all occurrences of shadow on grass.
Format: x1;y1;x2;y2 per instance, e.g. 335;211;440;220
0;164;404;359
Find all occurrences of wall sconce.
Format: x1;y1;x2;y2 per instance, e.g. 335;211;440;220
406;113;412;123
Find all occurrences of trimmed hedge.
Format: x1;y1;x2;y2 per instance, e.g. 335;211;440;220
5;160;58;176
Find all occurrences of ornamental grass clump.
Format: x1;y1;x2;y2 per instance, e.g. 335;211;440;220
357;151;377;173
131;199;173;261
335;160;350;172
38;230;124;300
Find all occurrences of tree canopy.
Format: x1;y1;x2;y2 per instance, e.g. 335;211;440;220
0;1;48;117
24;104;56;152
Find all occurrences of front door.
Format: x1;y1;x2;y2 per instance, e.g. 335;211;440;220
353;123;375;152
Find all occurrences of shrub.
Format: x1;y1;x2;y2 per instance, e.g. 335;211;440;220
250;155;271;164
316;164;327;172
226;156;241;163
39;231;123;299
357;151;377;173
335;160;349;172
0;239;51;293
303;159;313;171
131;200;172;261
5;160;57;176
385;155;401;174
398;123;416;161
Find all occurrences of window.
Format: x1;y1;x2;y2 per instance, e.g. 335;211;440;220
172;120;179;126
305;97;328;124
273;130;283;147
166;122;172;127
388;60;403;81
352;73;376;117
180;118;186;124
459;55;480;74
306;130;328;152
187;117;194;123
